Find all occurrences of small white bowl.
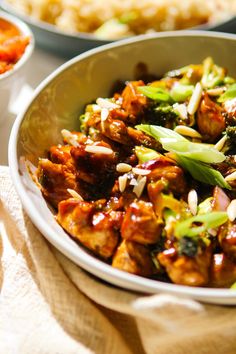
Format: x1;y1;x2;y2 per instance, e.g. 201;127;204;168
0;10;34;124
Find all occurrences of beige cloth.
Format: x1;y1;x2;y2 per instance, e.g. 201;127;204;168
0;165;236;354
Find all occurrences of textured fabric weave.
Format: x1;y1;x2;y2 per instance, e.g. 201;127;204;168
1;166;236;354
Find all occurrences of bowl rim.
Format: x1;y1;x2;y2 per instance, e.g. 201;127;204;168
0;10;35;80
9;30;236;303
1;0;235;43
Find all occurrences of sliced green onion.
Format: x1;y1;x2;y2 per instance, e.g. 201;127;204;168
171;84;194;102
159;139;225;164
136;125;230;189
201;57;225;88
218;83;236;103
137;86;172;102
136;124;187;142
164;65;191;78
137;125;225;163
224;76;235;85
175;155;231;190
135;146;160;163
198;197;213;215
175;211;228;238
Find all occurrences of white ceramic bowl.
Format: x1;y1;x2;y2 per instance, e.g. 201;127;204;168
0;10;34;123
9;31;236;304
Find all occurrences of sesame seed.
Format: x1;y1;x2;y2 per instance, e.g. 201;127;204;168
116;163;132;173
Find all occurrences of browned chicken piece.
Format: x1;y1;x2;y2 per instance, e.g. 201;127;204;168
121;200;162;244
148;180;188;221
158;247;212;286
121;80;147;121
197;93;225;142
112;240;155;276
213;156;236;189
212;186;230;211
218;221;236;261
127;126;162;150
101;117;132;145
209;253;236;288
49;145;72;165
64;131;88;144
70;140;117;185
37;159;79;208
109;107;129;122
184;65;203;85
223;97;236;125
57;199;121;258
147;164;187;196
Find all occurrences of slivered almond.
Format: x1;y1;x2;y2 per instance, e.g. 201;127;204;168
129;178;138;186
61;129;79;147
188;189;198;215
116;163;132;173
118;174;128;193
96;97;119;109
187;82;203;115
101;108;109;121
174;125;202;139
207;87;225;96
173;103;188;120
132;167;151;176
85;145;113;155
214;135;228;151
133;176;147;197
225;171;236;182
91;104;101;112
227;199;236;221
67;189;83;201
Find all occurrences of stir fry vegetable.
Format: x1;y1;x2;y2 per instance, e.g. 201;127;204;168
37;57;236;288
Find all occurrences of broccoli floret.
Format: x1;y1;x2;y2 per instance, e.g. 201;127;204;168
145;104;178;129
226;126;236;139
225;126;236;152
178;236;198;258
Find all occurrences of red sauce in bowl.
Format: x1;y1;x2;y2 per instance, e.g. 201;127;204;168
0;18;30;74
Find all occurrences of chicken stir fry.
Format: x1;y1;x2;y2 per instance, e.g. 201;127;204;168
37;57;236;288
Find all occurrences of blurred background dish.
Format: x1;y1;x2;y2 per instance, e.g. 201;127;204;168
0;10;34;124
9;31;236;304
1;0;236;58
